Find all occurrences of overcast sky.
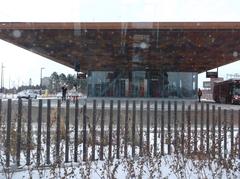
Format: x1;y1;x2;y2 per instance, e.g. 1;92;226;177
0;0;240;88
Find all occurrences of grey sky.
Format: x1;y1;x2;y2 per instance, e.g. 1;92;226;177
0;0;240;87
1;0;240;22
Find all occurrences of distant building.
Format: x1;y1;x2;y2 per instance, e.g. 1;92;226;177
202;78;224;100
226;73;240;80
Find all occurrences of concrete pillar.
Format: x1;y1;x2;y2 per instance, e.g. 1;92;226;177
125;79;129;97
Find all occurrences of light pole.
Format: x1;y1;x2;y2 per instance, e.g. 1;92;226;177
40;67;45;95
1;63;5;93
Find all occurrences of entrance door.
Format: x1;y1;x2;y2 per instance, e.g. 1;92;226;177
150;80;160;97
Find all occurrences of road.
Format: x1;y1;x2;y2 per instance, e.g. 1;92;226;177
1;96;240;110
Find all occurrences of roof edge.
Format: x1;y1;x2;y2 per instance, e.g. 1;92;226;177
1;22;240;29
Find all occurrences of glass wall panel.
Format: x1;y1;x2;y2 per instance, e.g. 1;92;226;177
88;71;197;98
131;71;145;97
167;72;198;98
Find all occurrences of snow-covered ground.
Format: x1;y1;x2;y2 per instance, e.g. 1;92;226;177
1;154;240;179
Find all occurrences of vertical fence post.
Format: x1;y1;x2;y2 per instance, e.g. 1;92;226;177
92;100;96;161
168;101;171;155
108;100;113;160
230;109;234;157
238;110;240;159
194;102;198;152
65;99;70;163
55;99;61;163
37;99;42;166
146;101;150;154
161;101;165;155
181;101;185;155
206;103;210;155
218;107;221;159
6;99;12;167
46;99;51;164
132;100;136;158
187;105;191;155
212;105;216;158
154;101;157;156
200;102;204;151
0;99;2;127
83;102;87;161
16;99;22;166
174;101;177;153
100;100;105;160
124;100;129;158
116;100;121;159
139;101;143;156
0;97;1;157
26;99;32;165
223;109;227;158
74;99;79;162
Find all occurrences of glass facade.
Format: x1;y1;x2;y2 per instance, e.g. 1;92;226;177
87;71;198;98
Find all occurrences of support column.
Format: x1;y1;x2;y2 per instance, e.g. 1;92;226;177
125;79;129;97
144;79;148;97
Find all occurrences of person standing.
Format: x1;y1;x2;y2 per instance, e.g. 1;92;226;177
62;85;67;101
198;88;202;102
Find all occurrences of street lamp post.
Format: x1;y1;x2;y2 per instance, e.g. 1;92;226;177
40;67;45;95
1;63;5;93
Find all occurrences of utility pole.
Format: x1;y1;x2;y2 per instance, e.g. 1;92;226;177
29;78;32;87
8;76;11;89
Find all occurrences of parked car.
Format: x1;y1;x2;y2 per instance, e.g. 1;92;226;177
17;90;38;99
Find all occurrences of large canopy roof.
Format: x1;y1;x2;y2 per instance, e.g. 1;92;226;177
0;22;240;73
